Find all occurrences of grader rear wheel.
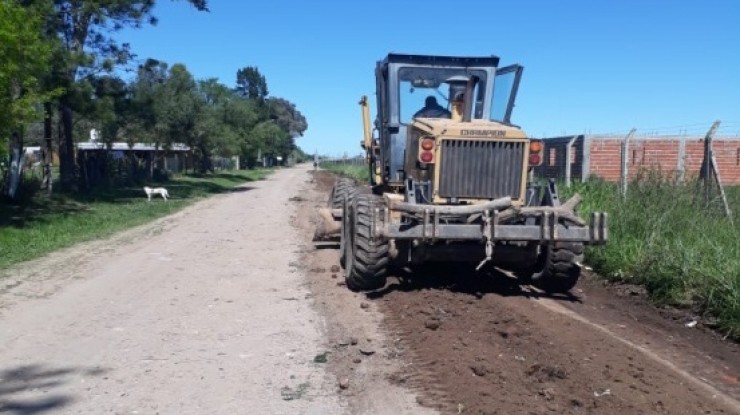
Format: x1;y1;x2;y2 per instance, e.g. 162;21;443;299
339;195;354;268
329;178;355;209
345;194;389;291
334;181;357;267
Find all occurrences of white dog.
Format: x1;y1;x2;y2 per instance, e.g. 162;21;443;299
144;186;169;201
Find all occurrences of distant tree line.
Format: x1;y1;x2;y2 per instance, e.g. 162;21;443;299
1;0;309;196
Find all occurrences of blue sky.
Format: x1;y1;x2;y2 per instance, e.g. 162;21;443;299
119;0;740;157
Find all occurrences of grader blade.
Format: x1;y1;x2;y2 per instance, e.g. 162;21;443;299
312;207;342;241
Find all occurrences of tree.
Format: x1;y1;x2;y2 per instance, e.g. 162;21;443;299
24;0;209;190
129;61;204;177
267;97;307;137
197;79;252;156
249;120;289;161
0;0;57;197
155;63;200;146
91;75;130;147
0;1;56;139
236;66;268;100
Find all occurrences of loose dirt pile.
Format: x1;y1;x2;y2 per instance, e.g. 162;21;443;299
377;271;736;414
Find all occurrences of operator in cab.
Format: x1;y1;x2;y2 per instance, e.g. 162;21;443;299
414;96;451;119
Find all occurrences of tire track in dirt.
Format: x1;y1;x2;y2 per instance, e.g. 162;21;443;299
295;169;437;415
535;294;739;409
377;274;737;414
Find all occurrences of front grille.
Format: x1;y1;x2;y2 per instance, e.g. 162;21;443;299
438;139;525;199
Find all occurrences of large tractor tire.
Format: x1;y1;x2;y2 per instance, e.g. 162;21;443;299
334;182;357;268
329;178;356;209
344;194;389;291
529;242;584;293
339;194;353;268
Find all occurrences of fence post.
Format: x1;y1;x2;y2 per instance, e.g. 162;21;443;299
711;153;733;222
620;128;636;199
581;135;591;183
564;135;577;187
701;121;721;206
676;135;687;184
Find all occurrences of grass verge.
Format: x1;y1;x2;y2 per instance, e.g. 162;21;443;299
563;175;739;339
320;163;368;183
0;169;271;269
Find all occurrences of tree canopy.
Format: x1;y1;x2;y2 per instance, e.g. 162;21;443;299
20;0;210;188
1;1;309;195
0;1;57;142
236;66;268;100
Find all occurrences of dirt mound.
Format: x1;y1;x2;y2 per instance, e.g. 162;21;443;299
375;269;737;414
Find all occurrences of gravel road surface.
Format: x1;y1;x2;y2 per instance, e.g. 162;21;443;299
0;166;349;414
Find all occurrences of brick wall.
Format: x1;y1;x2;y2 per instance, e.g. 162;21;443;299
536;135;740;185
627;140;680;179
710;140;740;184
608;137;740;185
587;138;621;181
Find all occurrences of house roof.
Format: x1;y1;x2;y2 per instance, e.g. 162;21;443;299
76;142;191;152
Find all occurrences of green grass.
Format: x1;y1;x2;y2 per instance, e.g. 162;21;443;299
320;163;368;183
0;169;272;269
562;174;740;338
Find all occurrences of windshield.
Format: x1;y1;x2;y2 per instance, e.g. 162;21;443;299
398;67;487;123
490;65;522;123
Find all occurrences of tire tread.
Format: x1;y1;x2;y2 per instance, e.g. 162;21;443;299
346;194;389;291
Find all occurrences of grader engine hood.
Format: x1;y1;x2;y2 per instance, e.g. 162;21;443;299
413;119;528;139
409;119;531;204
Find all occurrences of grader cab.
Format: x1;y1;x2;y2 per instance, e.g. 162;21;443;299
320;53;607;292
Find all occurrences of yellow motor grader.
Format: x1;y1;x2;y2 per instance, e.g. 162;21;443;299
317;53;607;292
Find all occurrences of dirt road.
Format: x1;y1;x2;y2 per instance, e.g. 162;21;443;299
2;165;738;415
0;165;380;414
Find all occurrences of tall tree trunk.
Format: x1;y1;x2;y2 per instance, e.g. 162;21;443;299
129;153;136;184
153;143;160;180
7;130;24;199
199;144;212;173
43;102;53;195
58;97;75;191
80;150;88;190
147;151;153;180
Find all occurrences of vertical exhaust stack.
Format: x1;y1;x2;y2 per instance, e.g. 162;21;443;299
446;75;477;123
450;92;464;122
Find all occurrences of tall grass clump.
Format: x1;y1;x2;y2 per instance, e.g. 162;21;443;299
320;163;369;183
564;172;740;338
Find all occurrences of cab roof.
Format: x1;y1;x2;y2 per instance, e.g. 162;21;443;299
383;53;500;68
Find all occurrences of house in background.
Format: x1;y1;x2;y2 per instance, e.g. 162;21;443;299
76;138;193;187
